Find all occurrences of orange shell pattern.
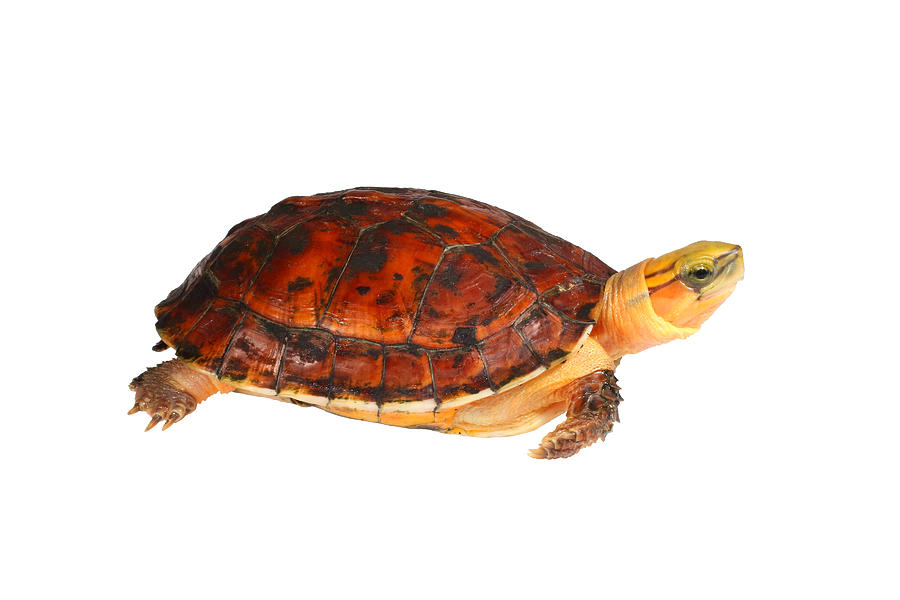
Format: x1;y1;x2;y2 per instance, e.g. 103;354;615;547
155;188;615;409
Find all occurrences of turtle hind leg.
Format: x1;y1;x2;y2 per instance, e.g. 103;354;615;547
529;370;623;460
128;358;232;431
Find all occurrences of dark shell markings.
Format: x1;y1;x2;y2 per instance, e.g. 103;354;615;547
154;188;616;422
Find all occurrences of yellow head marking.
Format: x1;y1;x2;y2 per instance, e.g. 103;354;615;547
645;241;743;329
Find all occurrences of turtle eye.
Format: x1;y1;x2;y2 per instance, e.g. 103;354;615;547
681;261;717;287
691;265;712;280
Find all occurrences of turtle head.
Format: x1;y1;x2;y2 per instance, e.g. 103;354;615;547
645;241;744;329
594;241;743;358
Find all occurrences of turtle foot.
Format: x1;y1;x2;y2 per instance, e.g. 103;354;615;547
128;359;228;431
528;415;614;459
529;370;622;459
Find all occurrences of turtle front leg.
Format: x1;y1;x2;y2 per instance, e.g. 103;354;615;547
128;358;232;431
529;370;623;460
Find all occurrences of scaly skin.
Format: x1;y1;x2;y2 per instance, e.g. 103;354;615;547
129;359;232;430
528;370;622;459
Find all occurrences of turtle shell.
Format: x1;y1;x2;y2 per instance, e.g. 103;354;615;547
154;188;615;424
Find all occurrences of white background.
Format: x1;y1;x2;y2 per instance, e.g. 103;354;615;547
2;1;898;599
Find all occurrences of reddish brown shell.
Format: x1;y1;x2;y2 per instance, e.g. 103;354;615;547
154;188;615;412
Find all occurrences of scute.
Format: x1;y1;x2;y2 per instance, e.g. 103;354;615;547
320;219;444;343
246;215;358;327
406;196;510;244
410;245;535;348
172;299;244;372
495;225;583;293
332;338;384;402
207;226;275;300
382;347;434;402
517;305;588;366
430;346;492;406
154;188;614;417
279;329;335;400
480;327;543;391
219;313;285;393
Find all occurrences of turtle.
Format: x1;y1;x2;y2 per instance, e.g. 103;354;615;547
129;187;743;458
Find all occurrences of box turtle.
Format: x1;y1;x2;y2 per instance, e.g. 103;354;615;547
130;188;743;458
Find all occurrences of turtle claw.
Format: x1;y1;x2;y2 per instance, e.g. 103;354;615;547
161;412;183;431
528;446;550;460
129;360;209;431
